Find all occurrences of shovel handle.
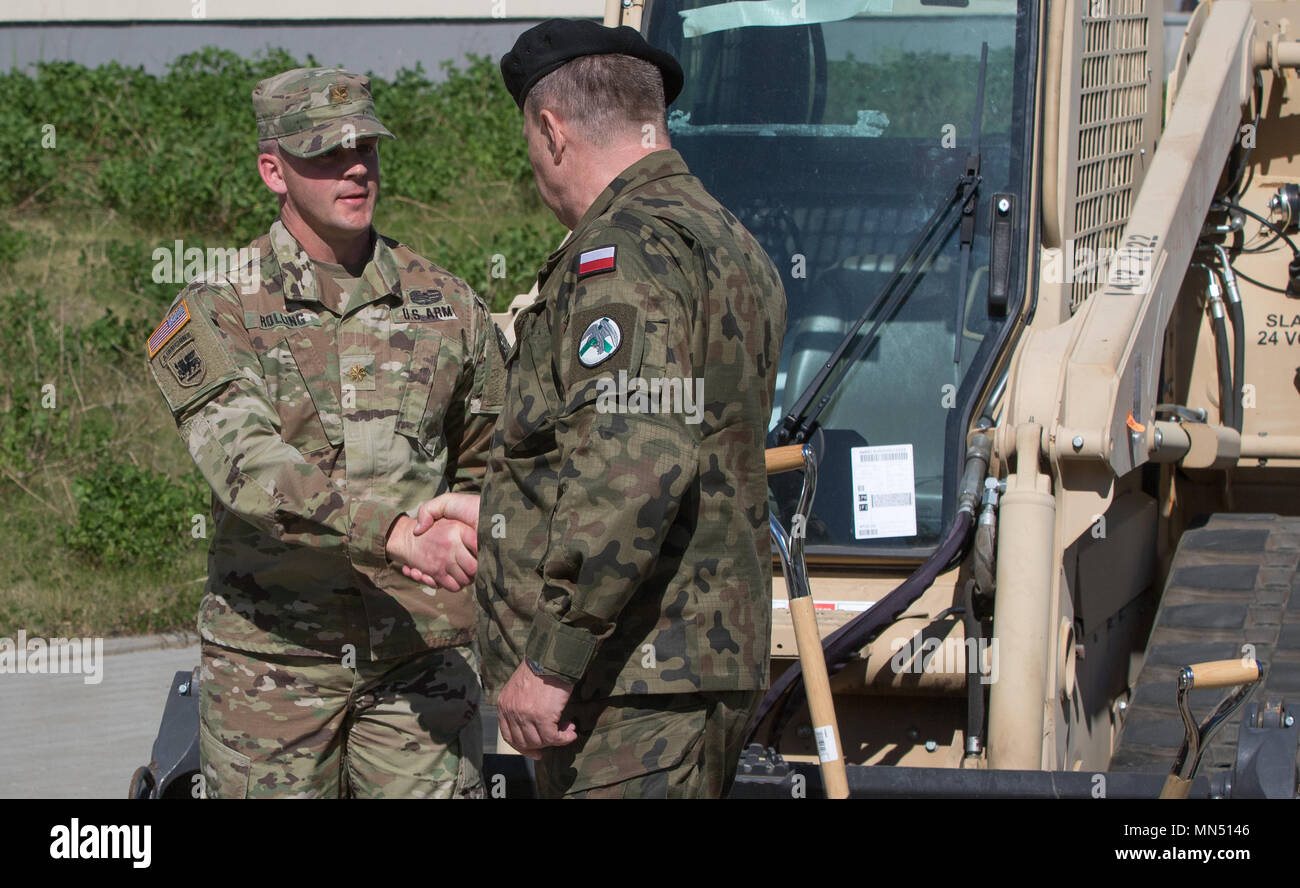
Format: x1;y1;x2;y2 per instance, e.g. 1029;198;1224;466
766;445;805;475
1183;659;1263;690
790;596;849;799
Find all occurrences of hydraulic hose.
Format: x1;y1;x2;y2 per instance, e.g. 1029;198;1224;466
1211;312;1234;430
750;508;976;747
1212;244;1246;433
747;432;992;747
1198;265;1234;430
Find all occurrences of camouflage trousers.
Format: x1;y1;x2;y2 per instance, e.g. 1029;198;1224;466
198;642;483;798
533;691;760;798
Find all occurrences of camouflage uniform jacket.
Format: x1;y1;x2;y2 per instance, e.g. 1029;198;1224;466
477;149;787;698
148;220;504;660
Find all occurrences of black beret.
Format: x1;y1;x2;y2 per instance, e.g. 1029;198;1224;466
501;19;684;110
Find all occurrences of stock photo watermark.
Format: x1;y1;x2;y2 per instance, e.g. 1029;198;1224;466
0;631;104;685
594;369;706;425
151;240;261;294
889;634;1000;685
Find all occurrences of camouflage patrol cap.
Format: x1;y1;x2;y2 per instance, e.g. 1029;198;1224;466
253;67;395;159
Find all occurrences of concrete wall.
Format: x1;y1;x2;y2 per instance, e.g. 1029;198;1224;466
1;0;604;77
1;20;577;78
3;0;604;21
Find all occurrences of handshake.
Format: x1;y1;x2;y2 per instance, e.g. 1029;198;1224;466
383;492;481;593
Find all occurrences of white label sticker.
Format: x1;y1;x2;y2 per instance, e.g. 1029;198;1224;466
850;444;917;539
773;600;875;612
814;725;839;763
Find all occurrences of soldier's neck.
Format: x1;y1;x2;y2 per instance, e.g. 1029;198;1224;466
561;142;671;230
278;211;373;268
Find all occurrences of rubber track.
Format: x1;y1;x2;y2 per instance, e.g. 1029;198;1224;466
1109;514;1300;776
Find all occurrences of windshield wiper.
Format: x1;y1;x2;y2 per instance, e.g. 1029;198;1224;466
953;42;988;366
775;42;990;445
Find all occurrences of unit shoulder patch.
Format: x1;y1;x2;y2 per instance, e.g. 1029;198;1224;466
160;331;206;388
577;316;622;368
148;296;239;414
563;302;644;393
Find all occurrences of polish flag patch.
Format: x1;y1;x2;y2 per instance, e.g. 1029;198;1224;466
577;245;616;278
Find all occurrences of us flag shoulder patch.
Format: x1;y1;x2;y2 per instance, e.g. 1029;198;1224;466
147;299;191;358
577;245;616;278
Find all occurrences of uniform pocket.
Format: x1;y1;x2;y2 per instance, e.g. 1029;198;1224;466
453;708;485;799
258;334;342;453
198;720;251;800
395;329;444;450
502;315;559;458
554;701;706;797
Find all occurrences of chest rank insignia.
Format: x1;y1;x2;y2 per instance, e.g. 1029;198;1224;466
347;364;368;382
577;316;622;368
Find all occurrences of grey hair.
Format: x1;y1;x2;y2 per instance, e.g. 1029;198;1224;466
524;54;668;147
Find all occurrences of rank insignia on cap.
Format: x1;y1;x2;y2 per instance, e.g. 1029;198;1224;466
577;245;616;278
577;316;621;367
330;83;349;103
148;299;191;358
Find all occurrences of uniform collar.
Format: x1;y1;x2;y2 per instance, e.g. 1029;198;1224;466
540;149;691;277
269;218;400;308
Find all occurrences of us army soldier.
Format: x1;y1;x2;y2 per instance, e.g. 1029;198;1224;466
419;21;787;798
146;68;504;798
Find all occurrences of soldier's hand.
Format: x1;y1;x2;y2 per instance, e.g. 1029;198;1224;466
496;661;577;760
387;514;478;591
412;492;481;535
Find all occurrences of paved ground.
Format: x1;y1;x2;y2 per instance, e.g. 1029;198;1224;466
0;638;200;799
0;634;510;799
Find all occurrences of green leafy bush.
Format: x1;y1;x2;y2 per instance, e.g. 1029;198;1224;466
62;461;208;566
0;288;143;475
0;219;28;264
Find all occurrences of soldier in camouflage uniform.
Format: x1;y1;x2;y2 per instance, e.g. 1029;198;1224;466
146;68;504;798
419;21;786;798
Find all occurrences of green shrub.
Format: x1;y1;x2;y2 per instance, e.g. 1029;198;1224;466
62;461;208;566
0;288;143;475
0;220;28;265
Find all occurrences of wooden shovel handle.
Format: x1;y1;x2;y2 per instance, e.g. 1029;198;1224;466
766;445;805;475
1184;659;1262;689
790;596;849;799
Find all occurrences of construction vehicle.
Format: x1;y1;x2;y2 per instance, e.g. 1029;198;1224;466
131;0;1300;798
594;0;1300;797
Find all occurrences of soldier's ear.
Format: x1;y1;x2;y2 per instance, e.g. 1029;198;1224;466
538;109;565;164
257;147;289;198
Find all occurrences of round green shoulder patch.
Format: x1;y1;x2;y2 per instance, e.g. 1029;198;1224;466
577;316;622;368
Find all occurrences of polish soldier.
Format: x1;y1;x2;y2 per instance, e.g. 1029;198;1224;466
146;67;504;798
419;21;787;798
